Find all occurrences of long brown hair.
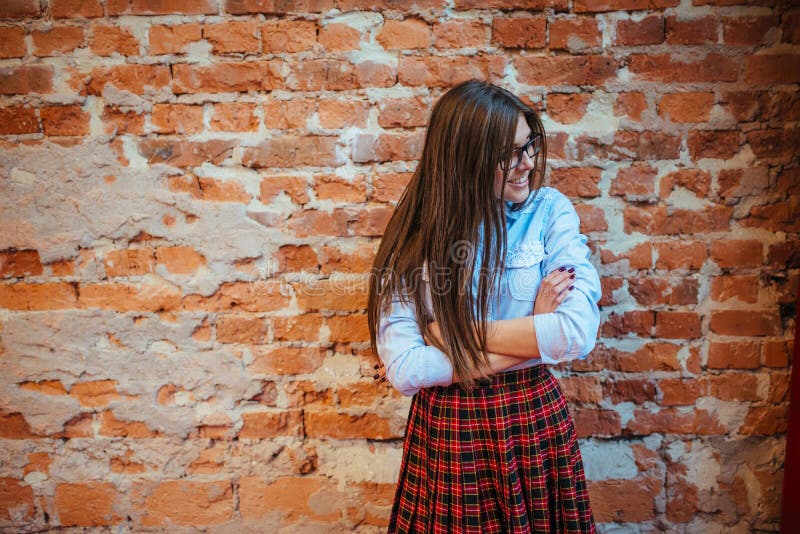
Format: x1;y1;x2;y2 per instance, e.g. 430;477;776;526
367;79;547;386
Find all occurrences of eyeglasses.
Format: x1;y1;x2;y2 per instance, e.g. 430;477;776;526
500;134;542;170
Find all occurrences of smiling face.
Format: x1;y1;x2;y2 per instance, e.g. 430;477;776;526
494;114;535;204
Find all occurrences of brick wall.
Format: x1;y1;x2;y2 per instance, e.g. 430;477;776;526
0;0;797;531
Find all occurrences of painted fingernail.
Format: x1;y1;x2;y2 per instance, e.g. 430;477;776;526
559;267;566;272
569;285;575;290
568;267;575;273
374;364;380;369
373;374;380;380
570;274;576;279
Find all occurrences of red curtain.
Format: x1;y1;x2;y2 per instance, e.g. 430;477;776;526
781;286;800;533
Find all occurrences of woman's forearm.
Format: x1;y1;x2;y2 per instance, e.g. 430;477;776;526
427;317;542;360
484;317;541;359
450;351;526;384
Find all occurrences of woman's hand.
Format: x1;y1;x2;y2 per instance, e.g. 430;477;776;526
533;266;575;315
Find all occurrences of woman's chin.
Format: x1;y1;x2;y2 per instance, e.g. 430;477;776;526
504;184;530;203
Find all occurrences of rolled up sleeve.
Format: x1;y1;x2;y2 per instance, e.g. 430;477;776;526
533;192;602;364
376;297;454;396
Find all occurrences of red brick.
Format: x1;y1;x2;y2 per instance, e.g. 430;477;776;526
549;17;600;50
148;23;202;54
239;476;343;521
740;405;788;435
210;102;259;132
216;314;267;344
204;20;259;54
433;19;485;49
743;200;800;232
260;20;316;53
273;245;319;273
575;204;608;233
0;65;53;94
105;0;217;15
249;346;326;375
0;412;38;439
629;53;737;83
151;103;204;134
603;378;657;404
573;0;648;11
600;242;652;269
515;55;618;86
601;310;654;338
70;380;121;407
243;136;339;168
51;0;103;17
589;477;662;522
710;310;780;337
327;313;369;342
549;166;601;197
377;98;430;129
654;241;706;270
318;22;361;52
377;18;430;50
746;54;800;84
0;0;40;17
655;311;702;339
31;25;84;57
709;373;759;401
628;277;698;306
665;15;717;44
398;55;499;88
55;482;120;526
610;162;657;199
763;340;789;367
238;410;303;438
614;15;664;45
0;26;25;58
659;169;711;198
0;102;38;134
614;92;647;120
709;240;762;268
687;129;740;160
599;276;623;306
99;411;158;438
173;62;281;93
305;409;401;439
492;16;546;48
626;407;725;435
318;99;370;129
722;15;778;46
710;274;759;303
90;23;139;56
86;64;170;95
624;205;731;235
658;92;714;123
313;174;367;202
708;341;760;369
547;93;593;125
137;480;234;526
658;378;706;406
0;282;77;310
572;408;622;437
0;250;43;278
745;127;800;163
40;105;90;136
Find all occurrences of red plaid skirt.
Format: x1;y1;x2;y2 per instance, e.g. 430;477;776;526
388;364;596;533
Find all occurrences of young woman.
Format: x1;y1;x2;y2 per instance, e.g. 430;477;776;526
367;79;601;533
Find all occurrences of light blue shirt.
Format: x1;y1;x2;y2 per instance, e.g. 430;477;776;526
375;187;602;396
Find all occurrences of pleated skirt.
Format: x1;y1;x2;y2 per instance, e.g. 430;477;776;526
388;364;596;534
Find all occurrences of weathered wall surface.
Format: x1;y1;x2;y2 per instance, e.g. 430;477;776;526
0;0;797;531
